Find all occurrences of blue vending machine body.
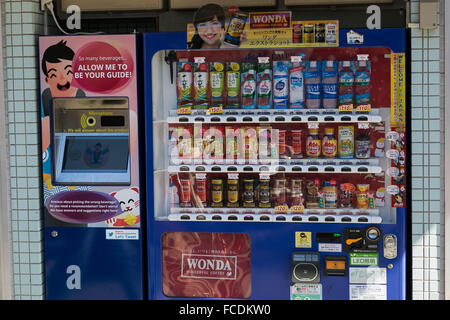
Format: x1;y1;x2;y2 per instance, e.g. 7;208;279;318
144;29;408;300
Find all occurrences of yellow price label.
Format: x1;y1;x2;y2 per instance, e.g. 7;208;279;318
339;104;354;112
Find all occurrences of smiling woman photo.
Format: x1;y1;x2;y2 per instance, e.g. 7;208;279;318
189;3;247;49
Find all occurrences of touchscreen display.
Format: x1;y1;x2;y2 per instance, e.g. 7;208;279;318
62;136;129;172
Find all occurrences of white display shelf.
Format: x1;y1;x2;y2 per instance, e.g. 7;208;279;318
167;207;382;224
167;108;383;124
167;160;383;174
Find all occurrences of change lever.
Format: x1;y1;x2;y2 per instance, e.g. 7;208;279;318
165;50;177;84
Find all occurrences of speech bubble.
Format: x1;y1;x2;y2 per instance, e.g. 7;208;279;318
45;190;121;224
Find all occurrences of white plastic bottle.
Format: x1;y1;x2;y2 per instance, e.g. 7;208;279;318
305;61;321;109
289;62;305;109
322;60;338;109
273;61;289;109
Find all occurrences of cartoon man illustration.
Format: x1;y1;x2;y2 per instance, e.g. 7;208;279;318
40;40;86;195
41;40;85;117
41;40;86;156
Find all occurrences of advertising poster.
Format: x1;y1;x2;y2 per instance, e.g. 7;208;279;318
39;35;141;228
187;5;338;49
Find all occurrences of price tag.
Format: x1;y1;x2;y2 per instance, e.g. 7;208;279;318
386;149;399;160
208;105;223;114
386;131;399;141
177;107;191;115
194;57;206;63
386;185;399;195
291;56;303;63
356;104;371;112
195;173;207;180
387;167;399;177
308;122;319;129
357;54;370;61
258;57;270;63
339;104;354;112
228;173;239;180
358;122;370;129
259;173;271;180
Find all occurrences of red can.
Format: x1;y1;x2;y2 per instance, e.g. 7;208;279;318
278;130;287;156
195;178;207;205
180;179;192;207
291;130;303;158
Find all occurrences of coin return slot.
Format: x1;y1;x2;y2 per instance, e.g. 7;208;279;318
324;256;347;276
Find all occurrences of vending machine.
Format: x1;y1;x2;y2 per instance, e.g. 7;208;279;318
144;23;408;300
39;35;144;299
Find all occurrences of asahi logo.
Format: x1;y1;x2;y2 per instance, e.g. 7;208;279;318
181;254;237;280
